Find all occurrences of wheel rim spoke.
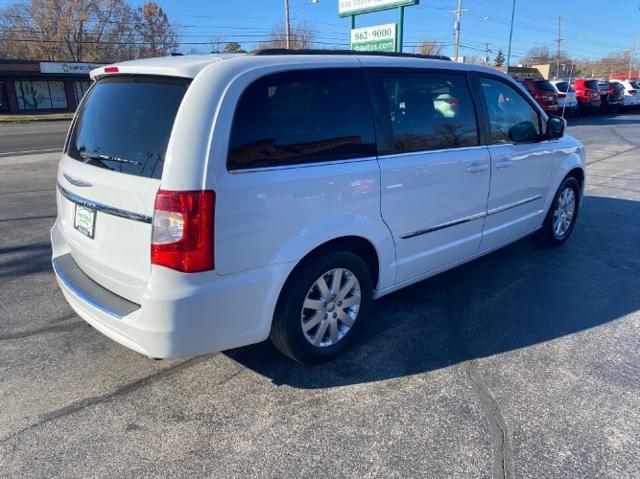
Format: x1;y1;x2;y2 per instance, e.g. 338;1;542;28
329;318;338;344
312;320;329;346
302;311;323;332
315;276;331;299
337;309;354;328
303;298;323;311
330;268;343;295
338;275;356;299
340;296;359;309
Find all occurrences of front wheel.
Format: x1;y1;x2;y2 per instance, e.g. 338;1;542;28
534;176;581;248
270;251;373;364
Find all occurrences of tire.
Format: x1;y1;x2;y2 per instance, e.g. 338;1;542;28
534;176;581;248
270;250;373;364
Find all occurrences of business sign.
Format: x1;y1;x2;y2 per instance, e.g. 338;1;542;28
40;62;105;75
351;24;396;52
339;0;418;17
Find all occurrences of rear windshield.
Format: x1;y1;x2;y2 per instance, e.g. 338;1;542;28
534;80;555;92
67;76;190;179
584;80;600;89
555;81;571;92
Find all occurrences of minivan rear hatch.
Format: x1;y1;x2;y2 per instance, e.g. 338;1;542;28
57;75;190;303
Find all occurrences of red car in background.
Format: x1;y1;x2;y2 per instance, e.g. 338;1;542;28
517;79;559;115
572;78;602;114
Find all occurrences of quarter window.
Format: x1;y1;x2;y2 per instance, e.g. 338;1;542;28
227;69;376;170
480;77;541;144
378;71;479;154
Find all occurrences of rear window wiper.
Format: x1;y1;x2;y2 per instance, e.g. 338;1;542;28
80;151;143;166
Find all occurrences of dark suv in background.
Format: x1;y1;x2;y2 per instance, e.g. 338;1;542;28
517;79;559;115
598;80;624;113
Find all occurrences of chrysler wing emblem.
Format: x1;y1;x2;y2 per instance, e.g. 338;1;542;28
63;173;92;187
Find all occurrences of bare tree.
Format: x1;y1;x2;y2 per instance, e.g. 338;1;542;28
134;1;178;58
261;21;316;50
0;0;178;62
575;50;639;78
413;40;444;56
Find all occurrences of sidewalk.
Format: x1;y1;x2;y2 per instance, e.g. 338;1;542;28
0;113;74;123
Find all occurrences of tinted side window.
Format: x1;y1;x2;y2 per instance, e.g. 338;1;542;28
378;71;479;154
480;77;541;145
228;69;376;170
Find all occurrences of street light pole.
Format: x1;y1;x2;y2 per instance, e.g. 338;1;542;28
506;0;517;68
285;0;291;49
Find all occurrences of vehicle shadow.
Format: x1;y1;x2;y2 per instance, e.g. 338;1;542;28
225;195;640;388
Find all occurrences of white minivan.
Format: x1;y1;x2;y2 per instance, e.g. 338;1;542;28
52;51;586;363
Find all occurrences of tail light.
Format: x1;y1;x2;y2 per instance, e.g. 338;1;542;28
151;190;215;273
558;93;567;99
629;90;637;95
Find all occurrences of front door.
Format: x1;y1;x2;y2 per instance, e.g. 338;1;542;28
370;69;491;283
477;75;554;251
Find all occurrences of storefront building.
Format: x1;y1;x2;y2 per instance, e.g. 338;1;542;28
0;60;105;114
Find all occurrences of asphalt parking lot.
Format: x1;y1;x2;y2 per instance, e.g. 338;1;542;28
1;113;639;478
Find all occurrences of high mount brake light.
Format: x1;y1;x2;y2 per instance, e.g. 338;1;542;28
151;190;215;273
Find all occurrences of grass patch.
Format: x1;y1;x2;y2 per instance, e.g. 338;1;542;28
0;113;74;123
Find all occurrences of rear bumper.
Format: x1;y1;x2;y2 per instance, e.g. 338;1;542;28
51;221;293;358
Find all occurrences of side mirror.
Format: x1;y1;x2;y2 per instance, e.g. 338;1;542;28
547;115;566;140
508;120;539;143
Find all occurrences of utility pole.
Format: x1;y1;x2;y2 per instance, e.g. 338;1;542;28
556;16;563;79
451;0;469;62
630;32;637;80
285;0;291;49
484;42;490;65
506;0;517;68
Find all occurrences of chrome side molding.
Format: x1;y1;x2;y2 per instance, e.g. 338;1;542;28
57;183;153;224
401;194;543;240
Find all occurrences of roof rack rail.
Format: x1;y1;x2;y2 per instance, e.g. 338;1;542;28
251;48;451;61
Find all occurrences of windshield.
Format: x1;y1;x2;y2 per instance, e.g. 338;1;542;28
584;80;600;90
67;76;190;179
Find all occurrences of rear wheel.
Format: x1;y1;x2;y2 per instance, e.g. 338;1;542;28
534;176;581;248
270;251;373;364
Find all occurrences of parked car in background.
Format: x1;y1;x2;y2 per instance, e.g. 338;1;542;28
550;80;578;115
572;78;601;114
609;79;639;108
517;79;559;115
598;80;624;113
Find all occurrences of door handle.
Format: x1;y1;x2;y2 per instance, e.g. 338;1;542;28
466;163;489;173
496;159;514;169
